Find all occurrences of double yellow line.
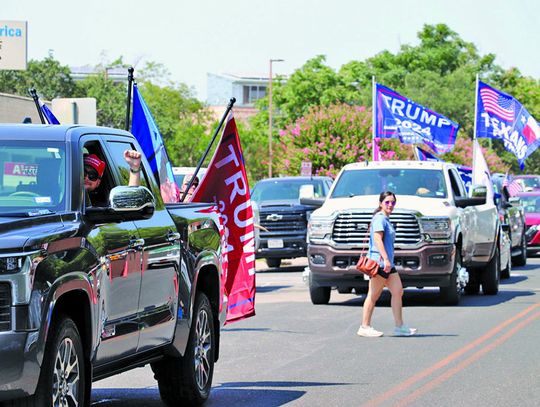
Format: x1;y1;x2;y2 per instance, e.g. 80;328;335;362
364;301;540;406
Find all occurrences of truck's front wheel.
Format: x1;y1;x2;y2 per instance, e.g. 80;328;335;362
511;233;527;267
309;274;331;304
482;245;500;295
440;249;462;305
153;293;215;405
9;316;86;407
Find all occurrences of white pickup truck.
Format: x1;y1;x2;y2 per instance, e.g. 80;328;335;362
306;160;502;305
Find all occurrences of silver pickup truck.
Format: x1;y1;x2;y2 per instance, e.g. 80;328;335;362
306;160;504;305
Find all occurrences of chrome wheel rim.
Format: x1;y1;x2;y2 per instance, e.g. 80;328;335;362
52;337;80;407
194;308;211;390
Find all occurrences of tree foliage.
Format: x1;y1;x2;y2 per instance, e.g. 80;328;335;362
247;23;539;178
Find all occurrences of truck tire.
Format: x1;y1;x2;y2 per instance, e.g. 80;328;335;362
8;316;86;407
153;293;215;405
482;245;500;295
309;274;330;304
266;258;281;268
511;233;527;267
464;268;480;295
440;249;462;305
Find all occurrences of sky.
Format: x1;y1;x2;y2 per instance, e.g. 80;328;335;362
3;0;540;101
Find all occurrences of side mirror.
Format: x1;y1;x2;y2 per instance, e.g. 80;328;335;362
300;197;325;208
86;186;155;222
470;185;487;199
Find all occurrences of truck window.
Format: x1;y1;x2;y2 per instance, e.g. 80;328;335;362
0;142;66;213
106;141;149;188
448;169;465;197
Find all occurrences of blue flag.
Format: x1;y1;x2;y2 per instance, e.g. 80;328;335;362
415;146;441;162
374;83;459;154
131;83;180;203
476;81;540;170
39;99;60;124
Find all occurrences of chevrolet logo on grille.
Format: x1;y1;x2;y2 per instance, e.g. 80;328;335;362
266;214;283;221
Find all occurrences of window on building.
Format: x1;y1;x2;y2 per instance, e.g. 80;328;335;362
243;85;267;105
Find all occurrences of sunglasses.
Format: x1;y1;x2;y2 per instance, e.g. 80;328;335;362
84;167;100;181
383;201;396;206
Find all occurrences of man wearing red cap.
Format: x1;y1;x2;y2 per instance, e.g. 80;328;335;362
84;150;142;206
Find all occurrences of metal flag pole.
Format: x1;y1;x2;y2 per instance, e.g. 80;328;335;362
28;88;46;124
372;76;376;161
125;67;134;131
180;97;237;202
472;74;479;181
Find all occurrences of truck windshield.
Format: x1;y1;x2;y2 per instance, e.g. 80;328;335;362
0;142;66;214
251;180;327;203
332;168;447;199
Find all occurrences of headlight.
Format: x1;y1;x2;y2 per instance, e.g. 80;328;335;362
0;256;24;274
308;217;334;239
420;217;452;239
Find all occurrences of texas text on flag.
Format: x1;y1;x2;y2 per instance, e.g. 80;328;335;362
374;83;459;154
476;81;540;170
191;113;256;324
131;83;180;203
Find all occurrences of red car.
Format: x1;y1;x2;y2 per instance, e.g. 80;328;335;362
517;191;540;255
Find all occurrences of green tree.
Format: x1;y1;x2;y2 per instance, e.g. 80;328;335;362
0;55;76;99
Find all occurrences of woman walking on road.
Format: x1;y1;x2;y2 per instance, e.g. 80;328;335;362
357;191;417;337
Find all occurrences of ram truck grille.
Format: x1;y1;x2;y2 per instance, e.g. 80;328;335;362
0;283;11;332
332;211;421;246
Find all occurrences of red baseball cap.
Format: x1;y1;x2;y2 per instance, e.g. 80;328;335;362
84;154;106;177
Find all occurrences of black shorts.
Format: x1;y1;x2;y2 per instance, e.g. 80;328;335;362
377;266;397;279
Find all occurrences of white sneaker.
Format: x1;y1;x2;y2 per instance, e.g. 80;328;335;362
357;326;383;337
393;325;417;336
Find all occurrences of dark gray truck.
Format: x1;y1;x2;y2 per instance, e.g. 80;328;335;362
0;124;225;406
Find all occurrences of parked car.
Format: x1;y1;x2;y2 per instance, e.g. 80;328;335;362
516;191;540;256
0;125;225;405
251;176;333;268
513;174;540;192
492;173;527;271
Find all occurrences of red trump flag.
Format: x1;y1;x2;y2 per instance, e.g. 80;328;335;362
191;113;256;323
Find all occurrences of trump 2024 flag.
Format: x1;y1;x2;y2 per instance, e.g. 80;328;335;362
476;81;540;170
374;83;459;154
191;113;256;324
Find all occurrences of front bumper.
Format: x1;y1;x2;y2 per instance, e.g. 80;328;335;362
0;330;41;401
255;237;307;259
308;242;455;288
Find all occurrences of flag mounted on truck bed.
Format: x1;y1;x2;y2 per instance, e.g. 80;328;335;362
191;113;256;324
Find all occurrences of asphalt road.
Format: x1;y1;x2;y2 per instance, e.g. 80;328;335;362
91;257;540;406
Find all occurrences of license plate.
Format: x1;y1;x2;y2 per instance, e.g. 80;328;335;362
267;239;284;249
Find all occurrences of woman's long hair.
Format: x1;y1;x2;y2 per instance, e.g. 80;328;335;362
373;191;396;215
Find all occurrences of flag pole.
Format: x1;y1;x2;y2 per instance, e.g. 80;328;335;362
372;76;376;161
28;88;46;124
180;97;237;202
125;67;134;131
472;74;479;180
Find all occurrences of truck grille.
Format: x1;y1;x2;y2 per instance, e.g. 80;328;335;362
332;211;421;246
0;283;11;332
259;211;306;237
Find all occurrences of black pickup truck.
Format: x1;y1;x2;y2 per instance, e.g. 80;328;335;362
0;124;225;406
251;176;333;268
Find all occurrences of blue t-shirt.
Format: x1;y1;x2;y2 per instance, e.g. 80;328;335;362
367;212;395;267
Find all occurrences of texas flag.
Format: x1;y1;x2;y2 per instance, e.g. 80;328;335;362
191;113;256;324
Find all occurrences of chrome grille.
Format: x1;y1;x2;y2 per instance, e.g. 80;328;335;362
332;211;421;246
0;283;11;332
260;211;305;236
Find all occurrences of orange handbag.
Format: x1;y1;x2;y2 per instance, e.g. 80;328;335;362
355;223;379;277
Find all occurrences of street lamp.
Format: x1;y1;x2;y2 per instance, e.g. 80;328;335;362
268;58;284;178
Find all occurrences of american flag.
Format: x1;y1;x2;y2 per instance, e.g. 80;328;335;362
479;86;514;121
502;173;522;196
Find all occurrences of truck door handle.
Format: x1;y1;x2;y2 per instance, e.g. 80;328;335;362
167;232;181;242
129;238;145;249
